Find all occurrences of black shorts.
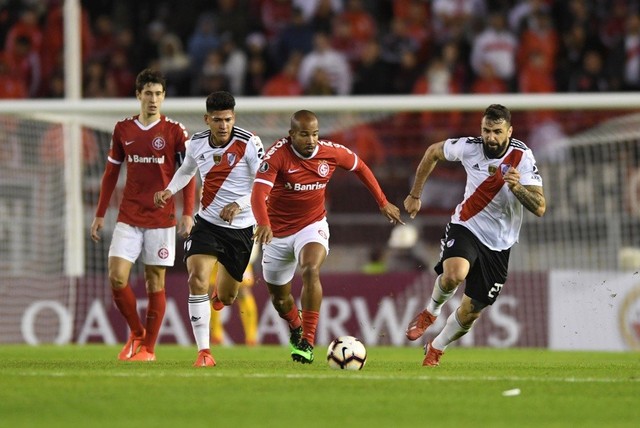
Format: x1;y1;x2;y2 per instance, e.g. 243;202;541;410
183;215;254;282
434;223;510;305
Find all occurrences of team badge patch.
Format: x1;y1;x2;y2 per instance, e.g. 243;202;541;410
488;165;497;176
500;164;511;174
259;161;269;173
227;153;237;166
317;160;329;177
152;136;166;150
213;154;222;165
158;247;169;259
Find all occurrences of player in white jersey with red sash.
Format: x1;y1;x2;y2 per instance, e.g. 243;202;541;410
404;104;546;366
252;110;403;364
155;91;264;367
90;69;196;362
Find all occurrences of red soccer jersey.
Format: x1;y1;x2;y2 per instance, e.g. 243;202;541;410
253;138;388;237
102;114;190;228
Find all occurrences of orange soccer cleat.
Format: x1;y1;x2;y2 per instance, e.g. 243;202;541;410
128;346;156;362
422;341;444;367
118;329;146;361
210;289;224;311
405;309;437;341
193;349;216;367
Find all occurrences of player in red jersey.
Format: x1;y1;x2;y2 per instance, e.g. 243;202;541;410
251;110;403;364
404;104;545;366
154;91;264;367
90;69;196;362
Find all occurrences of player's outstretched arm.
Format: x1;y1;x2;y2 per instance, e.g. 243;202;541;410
380;202;404;225
405;141;446;219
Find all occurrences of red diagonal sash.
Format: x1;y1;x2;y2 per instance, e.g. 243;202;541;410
459;149;523;221
201;141;246;209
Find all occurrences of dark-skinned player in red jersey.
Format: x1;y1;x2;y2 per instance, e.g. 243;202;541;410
251;110;404;363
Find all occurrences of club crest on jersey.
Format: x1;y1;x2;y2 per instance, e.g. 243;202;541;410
227;153;237;166
213;154;222;165
500;164;511;174
152;136;166;150
488;165;497;176
259;161;269;173
317;160;329;177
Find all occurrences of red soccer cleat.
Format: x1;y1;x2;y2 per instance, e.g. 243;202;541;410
210;289;224;311
128;346;156;362
118;329;145;361
422;341;444;367
406;309;437;341
193;349;216;367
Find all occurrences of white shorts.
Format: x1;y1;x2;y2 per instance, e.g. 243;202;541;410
261;218;330;286
108;222;176;266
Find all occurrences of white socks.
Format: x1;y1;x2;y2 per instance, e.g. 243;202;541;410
432;310;471;351
188;294;211;351
426;275;457;316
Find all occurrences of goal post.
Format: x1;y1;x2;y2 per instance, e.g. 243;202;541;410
1;93;639;344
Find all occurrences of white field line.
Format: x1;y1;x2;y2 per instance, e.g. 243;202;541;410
12;371;640;383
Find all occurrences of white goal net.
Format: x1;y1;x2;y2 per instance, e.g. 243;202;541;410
1;94;638;345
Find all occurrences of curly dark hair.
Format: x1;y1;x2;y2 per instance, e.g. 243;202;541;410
135;68;166;93
206;91;236;112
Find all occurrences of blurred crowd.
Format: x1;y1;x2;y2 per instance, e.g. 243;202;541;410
1;0;640;99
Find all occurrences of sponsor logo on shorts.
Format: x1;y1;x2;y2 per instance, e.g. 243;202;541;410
446;239;455;248
318;229;328;240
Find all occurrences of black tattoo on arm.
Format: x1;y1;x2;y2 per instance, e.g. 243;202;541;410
512;185;546;216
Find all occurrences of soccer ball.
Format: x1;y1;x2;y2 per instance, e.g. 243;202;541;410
326;335;367;370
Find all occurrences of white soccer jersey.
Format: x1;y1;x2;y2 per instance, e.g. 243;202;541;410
444;136;543;251
167;126;264;229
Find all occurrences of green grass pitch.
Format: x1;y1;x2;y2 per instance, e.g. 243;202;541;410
1;345;638;428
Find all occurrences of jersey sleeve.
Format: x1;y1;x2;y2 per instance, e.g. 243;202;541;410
443;137;468;162
166;139;198;195
235;135;265;210
175;125;196;216
518;150;543;187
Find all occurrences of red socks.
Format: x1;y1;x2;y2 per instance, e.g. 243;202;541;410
301;310;319;346
112;285;144;336
144;290;166;353
283;305;302;329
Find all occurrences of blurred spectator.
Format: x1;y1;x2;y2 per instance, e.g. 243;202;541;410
4;8;42;59
299;31;352;95
273;6;314;66
192;49;231;96
40;1;94;87
516;11;558;75
412;55;462;134
157;33;191;96
470;62;508;94
508;0;551;35
256;0;293;43
440;40;471;92
609;14;640;91
4;35;41;97
134;20;166;72
328;113;386;169
244;54;269;95
555;23;590;92
380;17;419;66
388;49;421;94
294;0;342;31
332;0;376;65
106;49;136;97
431;0;486;45
83;58;117;98
186;13;221;76
403;0;432;62
261;52;303;96
471;11;518;89
91;15;117;63
0;53;28;99
216;0;250;47
303;66;336;95
219;33;248;95
568;49;609;92
352;40;392;95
